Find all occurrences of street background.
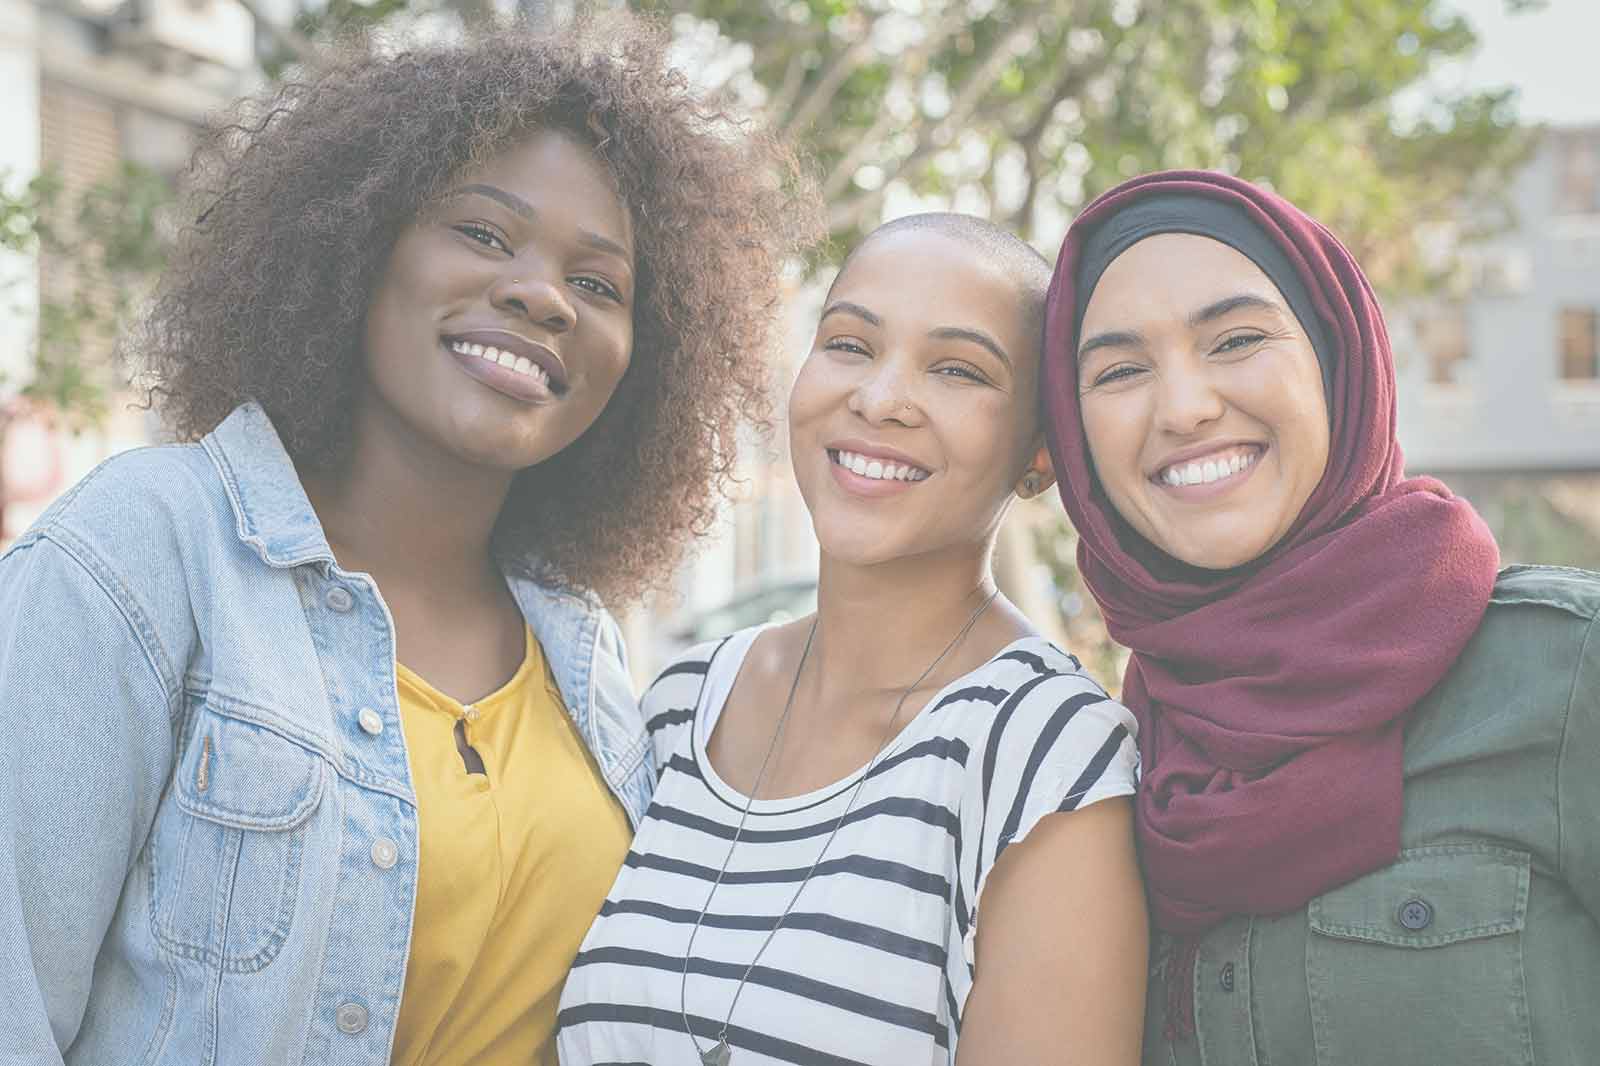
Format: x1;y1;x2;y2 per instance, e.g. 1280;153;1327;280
1;0;1597;687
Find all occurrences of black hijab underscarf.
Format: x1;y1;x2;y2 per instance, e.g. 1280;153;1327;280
1072;192;1336;398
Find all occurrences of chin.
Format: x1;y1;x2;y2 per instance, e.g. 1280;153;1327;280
1158;528;1275;571
811;518;911;568
438;427;555;474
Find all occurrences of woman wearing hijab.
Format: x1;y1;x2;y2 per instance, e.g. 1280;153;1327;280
1041;169;1599;1066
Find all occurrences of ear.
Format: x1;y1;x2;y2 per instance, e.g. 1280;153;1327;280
1015;439;1058;499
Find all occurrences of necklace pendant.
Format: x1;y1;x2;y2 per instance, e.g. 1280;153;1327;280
701;1038;732;1066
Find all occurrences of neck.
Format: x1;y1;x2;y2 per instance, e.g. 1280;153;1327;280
810;540;999;695
301;400;515;594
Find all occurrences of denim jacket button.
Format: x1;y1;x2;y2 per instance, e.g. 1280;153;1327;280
357;708;384;736
335;1002;368;1034
324;586;354;613
370;838;399;870
1398;897;1434;931
1219;961;1235;993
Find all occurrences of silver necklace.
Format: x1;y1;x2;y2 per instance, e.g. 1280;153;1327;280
680;586;1001;1066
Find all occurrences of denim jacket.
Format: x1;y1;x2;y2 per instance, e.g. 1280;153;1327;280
0;402;654;1066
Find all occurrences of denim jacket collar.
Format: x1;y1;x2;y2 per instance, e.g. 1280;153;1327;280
200;402;648;807
203;401;339;571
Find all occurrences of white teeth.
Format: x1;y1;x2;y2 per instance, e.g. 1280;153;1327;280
832;450;929;482
1161;450;1257;488
449;340;555;385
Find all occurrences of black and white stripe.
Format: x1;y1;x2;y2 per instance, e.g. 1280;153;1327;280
557;627;1137;1066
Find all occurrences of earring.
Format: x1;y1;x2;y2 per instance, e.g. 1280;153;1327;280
1020;471;1042;497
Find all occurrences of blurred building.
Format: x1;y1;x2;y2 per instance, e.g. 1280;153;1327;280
1395;125;1600;569
0;0;257;538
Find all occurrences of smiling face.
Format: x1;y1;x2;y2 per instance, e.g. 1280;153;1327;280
788;228;1050;568
1075;232;1330;570
359;127;635;475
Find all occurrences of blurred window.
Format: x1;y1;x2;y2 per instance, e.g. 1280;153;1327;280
1556;136;1599;215
1560;307;1599;381
1418;308;1470;385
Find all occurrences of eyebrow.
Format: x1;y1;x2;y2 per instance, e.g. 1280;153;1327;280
1077;293;1285;361
1077;329;1144;362
820;303;1013;371
450;183;632;262
819;300;882;327
929;326;1012;371
1187;293;1283;327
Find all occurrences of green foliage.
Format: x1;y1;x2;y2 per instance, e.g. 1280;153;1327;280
0;164;174;427
639;0;1531;297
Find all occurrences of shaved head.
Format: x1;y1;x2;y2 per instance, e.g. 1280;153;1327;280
832;212;1055;341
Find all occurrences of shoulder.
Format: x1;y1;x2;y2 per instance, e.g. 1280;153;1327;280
946;637;1134;738
13;441;224;561
4;441;231;610
1487;564;1600;623
1463;565;1600;677
643;634;736;697
0;443;223;701
943;638;1138;801
1413;565;1598;769
639;630;749;731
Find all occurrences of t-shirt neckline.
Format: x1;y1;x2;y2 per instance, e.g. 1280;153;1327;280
690;623;1050;816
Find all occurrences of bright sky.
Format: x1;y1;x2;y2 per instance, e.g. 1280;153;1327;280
1445;0;1599;124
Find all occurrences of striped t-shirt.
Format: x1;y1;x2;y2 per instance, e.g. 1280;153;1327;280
556;626;1138;1066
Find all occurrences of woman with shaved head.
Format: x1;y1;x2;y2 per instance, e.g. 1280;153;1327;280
560;213;1147;1065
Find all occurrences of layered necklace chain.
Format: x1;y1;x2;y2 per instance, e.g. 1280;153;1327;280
680;586;1001;1066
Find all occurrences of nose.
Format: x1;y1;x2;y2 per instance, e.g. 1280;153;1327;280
1152;358;1225;436
489;270;576;334
847;355;922;427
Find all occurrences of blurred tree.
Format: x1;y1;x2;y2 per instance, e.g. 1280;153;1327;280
639;0;1532;292
248;0;1533;286
4;0;1557;603
0;164;173;535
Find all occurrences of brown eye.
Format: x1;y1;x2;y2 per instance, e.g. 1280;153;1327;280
454;222;508;253
1214;332;1267;354
1092;365;1145;387
572;276;624;303
824;338;870;356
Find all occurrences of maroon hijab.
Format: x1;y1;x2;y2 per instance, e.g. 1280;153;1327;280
1041;171;1500;937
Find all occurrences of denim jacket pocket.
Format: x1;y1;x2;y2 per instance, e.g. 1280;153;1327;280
149;699;327;973
1306;844;1533;1066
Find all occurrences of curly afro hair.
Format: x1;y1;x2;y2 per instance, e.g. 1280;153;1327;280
135;11;821;604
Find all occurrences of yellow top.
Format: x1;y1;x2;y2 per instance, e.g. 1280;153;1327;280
391;627;633;1066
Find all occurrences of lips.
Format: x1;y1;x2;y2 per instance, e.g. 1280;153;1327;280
1151;442;1262;484
442;328;568;393
828;448;930;483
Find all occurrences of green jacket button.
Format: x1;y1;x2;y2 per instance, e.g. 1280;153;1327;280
1398;897;1434;931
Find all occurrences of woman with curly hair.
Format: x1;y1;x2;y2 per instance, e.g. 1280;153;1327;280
0;13;815;1065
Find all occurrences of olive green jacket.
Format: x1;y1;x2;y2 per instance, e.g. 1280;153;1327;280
1143;565;1600;1066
